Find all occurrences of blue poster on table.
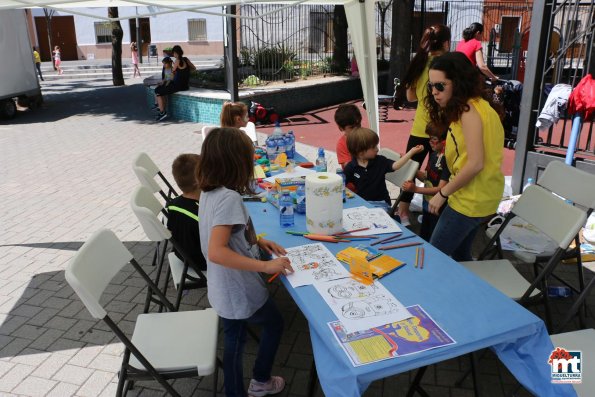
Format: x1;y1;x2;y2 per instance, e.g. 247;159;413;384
329;304;456;366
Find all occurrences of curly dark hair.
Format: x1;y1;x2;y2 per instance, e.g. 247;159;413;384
424;52;486;125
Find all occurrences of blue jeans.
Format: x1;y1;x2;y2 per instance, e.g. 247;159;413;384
222;297;284;397
429;205;487;261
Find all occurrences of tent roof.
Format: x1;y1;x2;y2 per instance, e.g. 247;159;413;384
4;0;381;133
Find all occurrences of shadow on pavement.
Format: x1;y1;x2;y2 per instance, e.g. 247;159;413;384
1;80;160;126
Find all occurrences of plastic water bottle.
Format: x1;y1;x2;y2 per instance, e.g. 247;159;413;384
266;136;277;162
272;121;285;159
296;184;306;214
315;147;327;172
523;177;534;192
285;130;295;159
279;190;295;227
336;168;346;202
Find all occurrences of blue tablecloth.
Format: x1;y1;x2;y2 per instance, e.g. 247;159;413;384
246;161;575;397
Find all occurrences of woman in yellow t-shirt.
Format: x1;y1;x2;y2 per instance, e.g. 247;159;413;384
398;24;451;225
425;52;504;261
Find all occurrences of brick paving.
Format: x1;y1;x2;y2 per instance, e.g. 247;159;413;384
1;77;593;397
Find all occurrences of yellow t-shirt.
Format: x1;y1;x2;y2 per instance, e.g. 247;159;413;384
33;51;41;63
446;98;504;217
410;59;432;138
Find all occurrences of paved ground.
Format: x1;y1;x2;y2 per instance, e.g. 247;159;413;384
0;78;593;397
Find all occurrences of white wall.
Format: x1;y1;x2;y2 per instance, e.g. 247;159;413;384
31;6;224;45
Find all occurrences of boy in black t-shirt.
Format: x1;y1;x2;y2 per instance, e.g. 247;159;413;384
167;153;207;271
401;122;450;241
344;127;423;212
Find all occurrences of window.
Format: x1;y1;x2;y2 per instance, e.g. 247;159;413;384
188;19;207;41
94;21;112;44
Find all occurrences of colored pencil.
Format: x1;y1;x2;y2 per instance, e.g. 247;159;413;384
420;247;425;269
414;247;419;268
267;272;280;283
378;241;423;251
336;235;378;239
304;235;349;243
334;227;370;236
370;233;403;246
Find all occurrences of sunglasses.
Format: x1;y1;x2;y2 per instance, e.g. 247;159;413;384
427;82;449;92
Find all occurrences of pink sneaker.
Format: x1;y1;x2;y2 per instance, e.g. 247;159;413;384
248;376;285;397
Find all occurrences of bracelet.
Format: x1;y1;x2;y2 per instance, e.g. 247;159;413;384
438;189;448;199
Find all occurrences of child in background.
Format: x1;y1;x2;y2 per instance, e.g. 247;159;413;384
344;127;423;212
53;46;62;75
220;101;249;128
32;47;44;81
130;42;141;78
197;127;293;397
401;122;450;241
334;103;362;169
167;153;207;272
151;57;174;111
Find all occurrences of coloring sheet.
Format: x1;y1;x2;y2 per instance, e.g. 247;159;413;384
283;243;351;288
342;206;402;236
313;278;412;333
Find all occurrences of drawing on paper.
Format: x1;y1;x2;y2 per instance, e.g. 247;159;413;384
342;207;401;236
314;277;412;333
283;243;350;288
328;280;378;299
342;297;400;319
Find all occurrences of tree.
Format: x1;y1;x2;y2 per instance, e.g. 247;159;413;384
377;1;393;61
332;5;349;73
109;7;124;86
42;8;56;69
388;0;414;104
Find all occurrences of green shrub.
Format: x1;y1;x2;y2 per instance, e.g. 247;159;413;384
243;75;261;86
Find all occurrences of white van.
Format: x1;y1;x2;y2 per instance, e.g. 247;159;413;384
0;9;42;119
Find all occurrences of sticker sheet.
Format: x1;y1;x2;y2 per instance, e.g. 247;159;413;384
342;206;402;236
283;243;351;288
313;278;411;333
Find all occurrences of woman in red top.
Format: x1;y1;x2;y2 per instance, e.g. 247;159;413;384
455;23;498;81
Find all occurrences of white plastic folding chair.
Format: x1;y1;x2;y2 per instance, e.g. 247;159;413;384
132;152;178;203
481;161;595;326
240;121;258;144
461;184;588;330
200;125;217;144
378;148;420;218
131;186;206;311
65;229;219;397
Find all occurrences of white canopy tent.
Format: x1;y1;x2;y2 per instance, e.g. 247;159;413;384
4;0;381;133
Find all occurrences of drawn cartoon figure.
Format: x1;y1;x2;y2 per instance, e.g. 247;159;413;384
313;267;341;280
328;280;378;299
298;262;319;271
341;297;399;319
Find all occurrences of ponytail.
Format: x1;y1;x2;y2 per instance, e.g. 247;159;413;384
403;24;451;89
462;23;483;42
220;102;248;128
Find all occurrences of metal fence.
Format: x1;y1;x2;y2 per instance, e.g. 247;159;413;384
236;2;534;86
